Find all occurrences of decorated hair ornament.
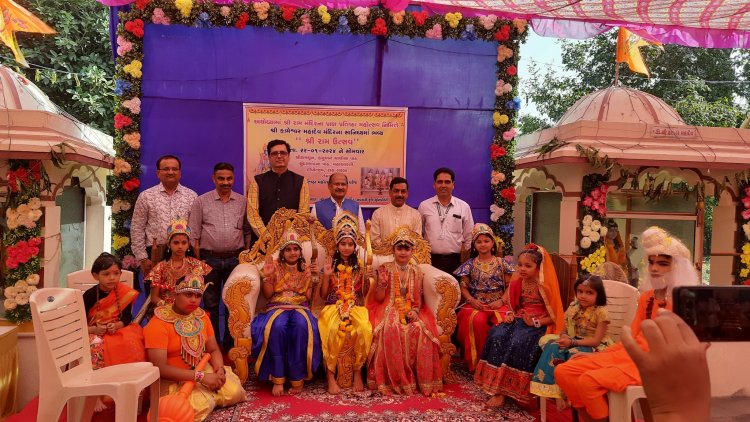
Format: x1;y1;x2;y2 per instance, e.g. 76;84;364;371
471;223;494;242
391;226;416;247
641;226;690;260
333;211;359;244
174;274;210;295
166;218;191;242
525;243;540;251
279;228;303;251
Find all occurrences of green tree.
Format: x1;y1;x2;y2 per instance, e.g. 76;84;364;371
2;0;114;134
523;31;749;131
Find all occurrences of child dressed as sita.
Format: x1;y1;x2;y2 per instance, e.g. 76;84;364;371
454;223;514;372
84;253;147;411
147;218;211;306
251;228;322;396
474;244;565;408
530;274;612;401
366;226;442;396
319;212;373;394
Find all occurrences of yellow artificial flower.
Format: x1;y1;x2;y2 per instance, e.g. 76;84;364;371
175;0;193;18
123;60;142;78
445;12;462;28
113;234;130;250
740;268;750;278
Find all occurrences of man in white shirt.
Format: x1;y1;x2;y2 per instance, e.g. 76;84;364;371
370;177;422;247
418;167;474;276
311;172;365;232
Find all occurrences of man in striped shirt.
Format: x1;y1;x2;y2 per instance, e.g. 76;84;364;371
189;162;247;351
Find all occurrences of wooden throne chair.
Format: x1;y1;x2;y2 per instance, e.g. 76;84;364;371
221;208;461;384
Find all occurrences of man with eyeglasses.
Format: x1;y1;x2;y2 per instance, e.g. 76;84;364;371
311;172;365;232
247;139;309;241
131;155;198;287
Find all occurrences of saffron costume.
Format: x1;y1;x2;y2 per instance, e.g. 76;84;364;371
318;213;372;387
366;227;443;395
454;224;514;372
84;282;146;369
554;226;699;419
143;276;245;422
530;302;612;398
474;246;564;405
250;229;322;386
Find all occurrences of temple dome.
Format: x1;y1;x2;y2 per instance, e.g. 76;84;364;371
557;85;685;126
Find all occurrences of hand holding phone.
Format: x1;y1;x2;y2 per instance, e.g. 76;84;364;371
673;286;750;342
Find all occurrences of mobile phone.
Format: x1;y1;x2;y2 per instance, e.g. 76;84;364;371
672;286;750;342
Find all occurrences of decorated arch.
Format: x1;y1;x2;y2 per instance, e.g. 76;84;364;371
109;0;527;264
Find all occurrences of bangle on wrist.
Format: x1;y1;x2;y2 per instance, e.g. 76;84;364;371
194;370;205;384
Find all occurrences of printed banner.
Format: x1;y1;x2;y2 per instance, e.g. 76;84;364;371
244;104;407;207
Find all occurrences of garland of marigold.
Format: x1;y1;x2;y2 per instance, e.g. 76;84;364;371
2;160;49;323
110;0;526;259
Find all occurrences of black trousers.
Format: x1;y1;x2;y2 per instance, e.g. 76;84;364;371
430;253;462;279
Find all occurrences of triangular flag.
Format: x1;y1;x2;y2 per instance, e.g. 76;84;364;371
615;27;661;77
0;0;56;67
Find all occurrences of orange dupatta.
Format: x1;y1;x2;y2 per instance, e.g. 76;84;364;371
506;246;565;335
87;282;139;326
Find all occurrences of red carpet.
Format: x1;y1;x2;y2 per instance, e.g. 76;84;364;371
9;368;571;421
207;368;572;422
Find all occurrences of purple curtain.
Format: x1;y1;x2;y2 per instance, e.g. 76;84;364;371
139;24;496;222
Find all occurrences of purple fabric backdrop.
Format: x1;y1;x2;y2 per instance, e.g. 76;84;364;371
139;25;496;222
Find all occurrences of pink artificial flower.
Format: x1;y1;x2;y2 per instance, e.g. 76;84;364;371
425;23;443;39
600;184;609;193
116;36;132;56
742;196;750;209
583;197;593;207
591;189;601;200
743;209;750;220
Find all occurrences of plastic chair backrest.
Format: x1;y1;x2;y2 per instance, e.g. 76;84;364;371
603;279;639;342
30;288;93;390
66;269;134;291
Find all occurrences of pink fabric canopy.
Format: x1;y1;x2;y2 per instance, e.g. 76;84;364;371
94;0;750;48
417;0;750;48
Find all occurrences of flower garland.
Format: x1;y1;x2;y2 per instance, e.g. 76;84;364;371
110;0;526;260
737;179;750;285
578;173;609;274
335;264;355;333
393;269;413;325
2;160;48;323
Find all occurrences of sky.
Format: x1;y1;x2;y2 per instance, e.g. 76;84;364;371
517;31;565;118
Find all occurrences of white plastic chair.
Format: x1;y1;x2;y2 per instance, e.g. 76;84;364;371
602;279;639;342
30;288;159;422
66;269;134;291
540;279;640;421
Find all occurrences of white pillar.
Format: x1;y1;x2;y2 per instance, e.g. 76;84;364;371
558;195;580;256
42;202;62;287
512;198;526;254
709;193;736;285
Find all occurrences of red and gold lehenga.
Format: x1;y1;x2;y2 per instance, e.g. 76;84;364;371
366;261;442;395
147;256;212;304
85;282;146;369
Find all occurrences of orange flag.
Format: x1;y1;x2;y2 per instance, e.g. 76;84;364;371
0;0;55;67
615;27;661;77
